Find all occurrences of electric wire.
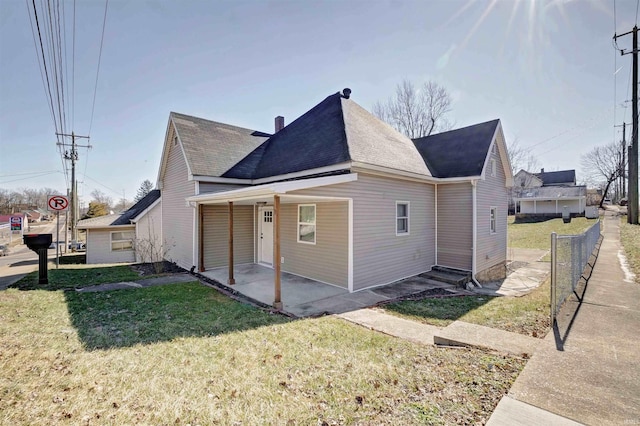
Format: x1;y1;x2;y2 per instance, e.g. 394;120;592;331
29;0;58;135
88;0;109;136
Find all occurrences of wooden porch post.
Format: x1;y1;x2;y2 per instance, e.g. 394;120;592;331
228;201;235;285
273;195;282;309
198;204;204;272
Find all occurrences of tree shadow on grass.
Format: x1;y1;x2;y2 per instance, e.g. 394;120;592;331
63;282;290;351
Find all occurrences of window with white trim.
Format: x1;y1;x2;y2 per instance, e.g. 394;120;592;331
490;207;497;234
111;231;135;251
297;204;316;244
490;158;497;177
396;202;409;235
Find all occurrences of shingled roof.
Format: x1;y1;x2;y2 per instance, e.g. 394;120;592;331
111;190;161;226
412;119;500;178
223;92;431;179
535;170;576;186
171;112;270;178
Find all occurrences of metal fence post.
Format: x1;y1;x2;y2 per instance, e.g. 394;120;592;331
551;232;557;325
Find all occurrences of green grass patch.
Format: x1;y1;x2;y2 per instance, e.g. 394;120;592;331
0;284;525;424
10;264;140;291
65;282;289;349
620;219;640;282
508;216;598;250
384;278;550;338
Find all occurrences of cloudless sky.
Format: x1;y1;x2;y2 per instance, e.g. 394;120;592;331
1;0;638;207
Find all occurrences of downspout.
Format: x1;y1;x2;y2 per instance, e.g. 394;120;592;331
471;180;481;288
434;184;438;266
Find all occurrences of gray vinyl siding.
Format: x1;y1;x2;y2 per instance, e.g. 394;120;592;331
202;204;254;269
135;201;162;263
476;139;509;273
293;173;435;291
280;202;348;288
161;124;196;270
85;227;136;264
199;183;247;194
437;183;472;270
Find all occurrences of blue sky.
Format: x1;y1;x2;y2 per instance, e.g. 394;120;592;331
0;0;638;206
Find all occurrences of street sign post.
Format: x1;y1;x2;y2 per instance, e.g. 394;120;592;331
48;195;69;268
47;195;69;212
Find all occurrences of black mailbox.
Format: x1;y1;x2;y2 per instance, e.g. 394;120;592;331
23;234;52;284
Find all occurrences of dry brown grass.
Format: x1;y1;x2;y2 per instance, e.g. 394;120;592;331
0;284;525;425
620;218;640;282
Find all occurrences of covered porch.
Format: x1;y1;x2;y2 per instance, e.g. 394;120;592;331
187;174;356;310
199;263;461;317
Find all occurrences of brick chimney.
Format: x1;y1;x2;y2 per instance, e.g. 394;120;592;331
541;168;545;173
275;116;285;133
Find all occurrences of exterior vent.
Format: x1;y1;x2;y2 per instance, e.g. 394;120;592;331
342;88;352;99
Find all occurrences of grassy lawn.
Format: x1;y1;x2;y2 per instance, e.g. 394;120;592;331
620;219;640;281
382;216;604;338
10;264;140;291
384;277;550;339
507;216;599;250
0;283;525;424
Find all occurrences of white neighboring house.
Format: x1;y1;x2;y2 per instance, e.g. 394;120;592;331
513;169;586;217
77;190;162;264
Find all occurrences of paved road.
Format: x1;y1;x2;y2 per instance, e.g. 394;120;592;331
0;220;65;269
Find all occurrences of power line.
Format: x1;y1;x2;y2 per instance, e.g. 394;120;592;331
88;0;109;136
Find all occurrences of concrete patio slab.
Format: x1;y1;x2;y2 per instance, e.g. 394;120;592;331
473;247;550;297
434;321;539;357
200;264;348;312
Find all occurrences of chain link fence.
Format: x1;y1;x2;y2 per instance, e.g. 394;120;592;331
550;220;602;324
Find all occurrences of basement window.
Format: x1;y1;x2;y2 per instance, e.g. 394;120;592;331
111;231;135;251
298;204;316;244
396;202;410;235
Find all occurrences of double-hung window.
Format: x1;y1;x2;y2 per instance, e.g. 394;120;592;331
396;202;409;235
298;204;316;244
490;207;497;234
111;231;135;251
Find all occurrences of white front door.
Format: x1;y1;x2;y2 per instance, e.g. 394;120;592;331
259;207;273;265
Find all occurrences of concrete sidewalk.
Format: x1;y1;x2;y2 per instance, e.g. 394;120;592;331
488;210;640;425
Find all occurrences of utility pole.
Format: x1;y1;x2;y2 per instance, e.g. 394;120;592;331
615;26;639;225
615;122;628;198
57;132;91;246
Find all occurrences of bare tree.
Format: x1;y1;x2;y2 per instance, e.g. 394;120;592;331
507;138;539;177
134;218;174;273
90;189;113;210
581;142;626;208
505;138;540;214
373;79;453;138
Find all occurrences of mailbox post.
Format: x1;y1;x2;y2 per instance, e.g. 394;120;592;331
23;234;53;285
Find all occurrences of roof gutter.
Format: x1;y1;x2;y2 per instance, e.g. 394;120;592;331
351;162;482;184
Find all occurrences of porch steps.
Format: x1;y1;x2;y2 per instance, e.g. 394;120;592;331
419;266;472;287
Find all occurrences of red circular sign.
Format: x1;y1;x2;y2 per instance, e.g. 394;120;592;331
48;195;69;211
